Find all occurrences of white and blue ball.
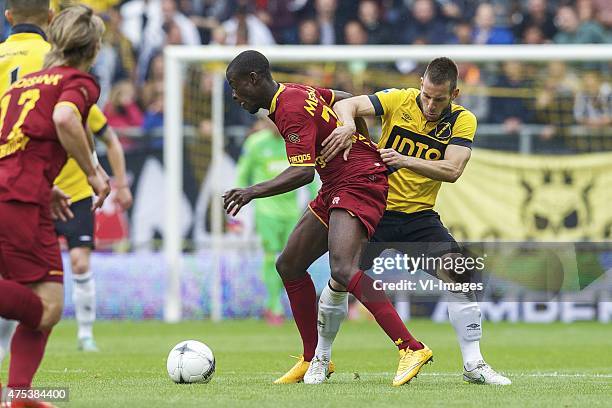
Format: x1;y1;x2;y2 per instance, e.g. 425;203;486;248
167;340;215;384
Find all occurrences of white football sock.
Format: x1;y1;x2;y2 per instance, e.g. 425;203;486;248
447;291;484;367
73;270;96;340
314;282;348;361
0;318;17;367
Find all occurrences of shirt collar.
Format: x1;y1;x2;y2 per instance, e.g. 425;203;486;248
269;83;285;114
10;24;47;41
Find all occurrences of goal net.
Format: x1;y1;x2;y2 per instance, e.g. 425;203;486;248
162;44;612;322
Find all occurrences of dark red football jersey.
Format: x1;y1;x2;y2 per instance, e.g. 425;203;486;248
268;83;386;189
0;66;100;206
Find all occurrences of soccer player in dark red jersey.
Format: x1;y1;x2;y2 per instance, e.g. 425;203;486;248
0;6;109;407
224;50;432;386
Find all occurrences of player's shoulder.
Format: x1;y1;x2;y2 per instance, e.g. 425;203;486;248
280;83;310;98
22;38;51;54
276;84;309;113
57;67;100;98
375;87;417;108
0;38;14;53
376;87;417;97
373;87;417;115
0;36;49;72
0;34;50;51
451;103;477;126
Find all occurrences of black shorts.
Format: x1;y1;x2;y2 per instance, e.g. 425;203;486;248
372;209;457;244
361;209;462;273
54;197;95;249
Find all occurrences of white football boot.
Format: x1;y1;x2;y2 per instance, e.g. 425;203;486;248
463;360;511;385
304;355;332;384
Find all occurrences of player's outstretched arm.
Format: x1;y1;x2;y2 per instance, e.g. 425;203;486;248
331;90;370;141
223;166;315;216
54;105;110;208
101;126;133;210
379;144;471;183
321;95;376;162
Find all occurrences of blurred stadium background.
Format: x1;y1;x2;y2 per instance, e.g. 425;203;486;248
3;0;610;323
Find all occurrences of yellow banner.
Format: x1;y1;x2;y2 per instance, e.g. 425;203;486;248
435;149;612;241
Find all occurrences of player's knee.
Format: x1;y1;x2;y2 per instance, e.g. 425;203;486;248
275;254;288;275
437;268;466;284
38;298;64;331
436;253;472;284
329;264;352;288
275;254;300;281
359;255;375;272
71;256;89;275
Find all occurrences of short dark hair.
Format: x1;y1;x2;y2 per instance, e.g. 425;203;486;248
226;50;272;80
424;57;459;92
7;0;49;27
7;0;49;18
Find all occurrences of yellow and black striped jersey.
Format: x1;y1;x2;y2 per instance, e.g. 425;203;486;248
370;87;477;214
0;24;108;203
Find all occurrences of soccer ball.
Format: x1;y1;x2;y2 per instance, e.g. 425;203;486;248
166;340;215;384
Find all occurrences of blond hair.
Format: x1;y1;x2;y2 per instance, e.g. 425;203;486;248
43;5;105;69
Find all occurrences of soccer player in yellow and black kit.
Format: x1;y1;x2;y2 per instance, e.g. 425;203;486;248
304;58;511;385
0;0;132;358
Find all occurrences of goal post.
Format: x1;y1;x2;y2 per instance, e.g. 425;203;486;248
163;44;612;322
163;53;183;323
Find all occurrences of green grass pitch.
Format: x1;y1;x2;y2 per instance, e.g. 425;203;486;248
2;320;611;407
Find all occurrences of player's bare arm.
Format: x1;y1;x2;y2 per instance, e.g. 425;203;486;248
54;105;110;208
223;166;315;216
322;95;376;161
379;144;471;183
332;90;370;140
101;126;133;209
50;185;73;222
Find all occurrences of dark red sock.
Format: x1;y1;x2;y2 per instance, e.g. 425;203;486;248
283;274;318;361
348;270;423;351
0;281;43;329
8;324;51;388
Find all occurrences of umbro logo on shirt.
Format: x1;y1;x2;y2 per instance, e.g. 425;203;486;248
401;113;412;122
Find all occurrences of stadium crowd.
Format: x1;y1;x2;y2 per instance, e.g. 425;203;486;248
1;0;609;153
